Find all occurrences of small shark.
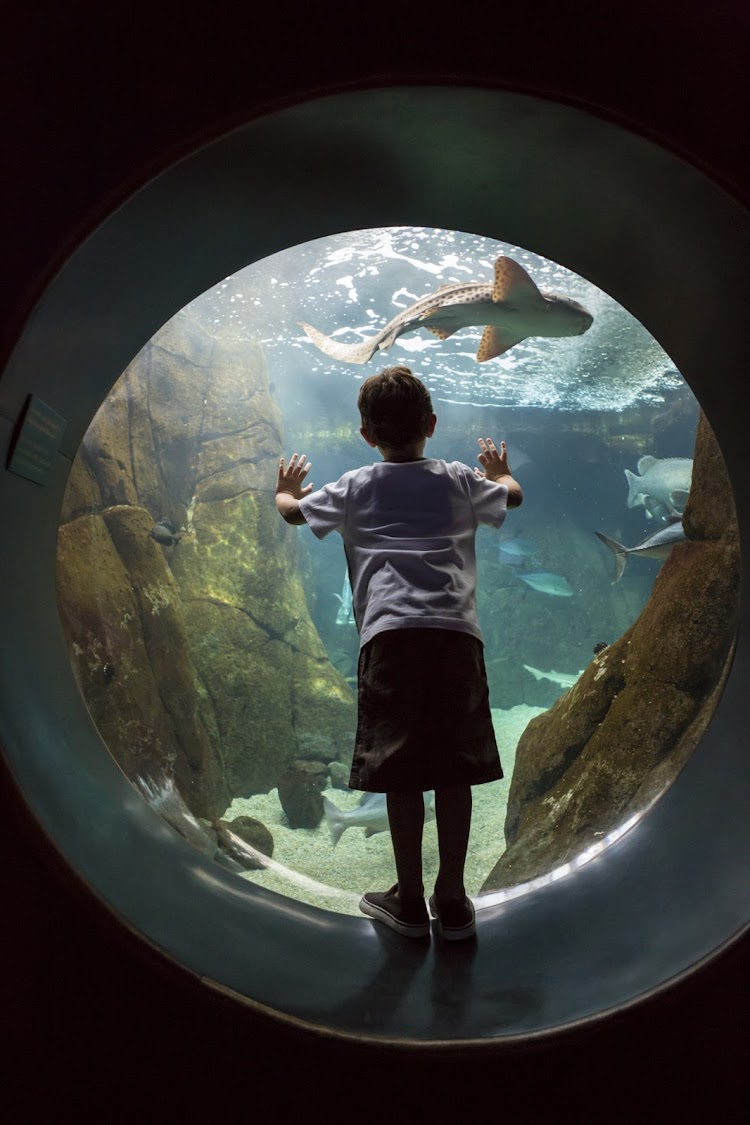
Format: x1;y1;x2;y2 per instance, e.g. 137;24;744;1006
299;256;593;365
595;518;687;584
519;571;574;596
625;456;693;517
523;664;583;689
323;791;436;847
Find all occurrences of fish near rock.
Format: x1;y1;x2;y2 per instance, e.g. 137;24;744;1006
523;664;583;689
595;519;687;583
299;256;593;366
625;456;693;517
149;522;182;548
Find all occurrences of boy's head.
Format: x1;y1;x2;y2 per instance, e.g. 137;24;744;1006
358;366;435;450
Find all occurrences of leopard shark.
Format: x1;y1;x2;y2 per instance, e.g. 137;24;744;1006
299;256;594;365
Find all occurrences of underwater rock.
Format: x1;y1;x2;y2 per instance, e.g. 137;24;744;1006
295;730;345;764
136;776;220;858
149;521;182;548
214;818;274;870
57;507;228;820
482;412;739;891
219;815;274;858
58;311;356;809
163;317;356;795
289;760;329;788
214;827;264;871
328;761;351;789
277;767;325;829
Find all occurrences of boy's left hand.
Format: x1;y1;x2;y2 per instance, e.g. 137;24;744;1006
276;452;314;499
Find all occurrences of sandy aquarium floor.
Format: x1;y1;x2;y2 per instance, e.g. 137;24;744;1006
228;704;544;916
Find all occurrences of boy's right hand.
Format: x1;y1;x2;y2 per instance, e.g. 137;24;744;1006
275;453;313;525
476;438;511;482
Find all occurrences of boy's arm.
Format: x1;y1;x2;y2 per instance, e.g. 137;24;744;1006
275;453;313;525
476;438;524;508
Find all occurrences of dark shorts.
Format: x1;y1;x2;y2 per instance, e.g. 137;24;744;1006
349;628;503;793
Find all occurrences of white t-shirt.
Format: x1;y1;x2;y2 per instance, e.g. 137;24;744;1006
298;458;508;648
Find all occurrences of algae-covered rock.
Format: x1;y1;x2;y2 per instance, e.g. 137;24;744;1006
56;506;227;819
482;412;739;891
58;311;356;821
278;767;325;829
220;815;275;858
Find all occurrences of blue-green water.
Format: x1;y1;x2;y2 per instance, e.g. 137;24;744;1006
62;225;701;907
186;226;697;712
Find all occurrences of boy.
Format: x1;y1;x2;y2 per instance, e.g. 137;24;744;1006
275;366;523;941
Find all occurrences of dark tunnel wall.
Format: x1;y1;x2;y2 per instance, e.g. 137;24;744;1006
2;3;749;1119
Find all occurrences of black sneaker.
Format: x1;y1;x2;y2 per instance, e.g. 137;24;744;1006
359;885;430;938
428;894;476;941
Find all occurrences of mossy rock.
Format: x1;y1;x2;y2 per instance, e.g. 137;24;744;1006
56;506;228;819
220;815;274;858
482;412;740;892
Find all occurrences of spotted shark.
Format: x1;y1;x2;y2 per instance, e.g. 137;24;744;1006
299;256;594;365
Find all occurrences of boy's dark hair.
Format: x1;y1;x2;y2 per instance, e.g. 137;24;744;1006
358;366;433;448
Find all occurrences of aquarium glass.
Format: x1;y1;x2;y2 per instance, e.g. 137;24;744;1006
57;226;717;915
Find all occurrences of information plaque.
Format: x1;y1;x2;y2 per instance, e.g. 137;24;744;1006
6;394;67;486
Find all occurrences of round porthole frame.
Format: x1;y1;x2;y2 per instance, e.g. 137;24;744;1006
0;86;748;1045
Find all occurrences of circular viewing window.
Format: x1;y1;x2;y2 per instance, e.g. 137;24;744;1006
56;225;735;917
3;86;746;1042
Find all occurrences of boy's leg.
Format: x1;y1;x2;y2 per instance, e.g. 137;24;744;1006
386;790;425;901
433;784;472;902
359;790;429;938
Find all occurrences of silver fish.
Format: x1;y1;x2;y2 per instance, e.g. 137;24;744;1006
299;256;593;365
624;456;693;517
519;571;574;596
595;519;687;584
523;664;583;689
323;791;436;847
498;535;539;566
